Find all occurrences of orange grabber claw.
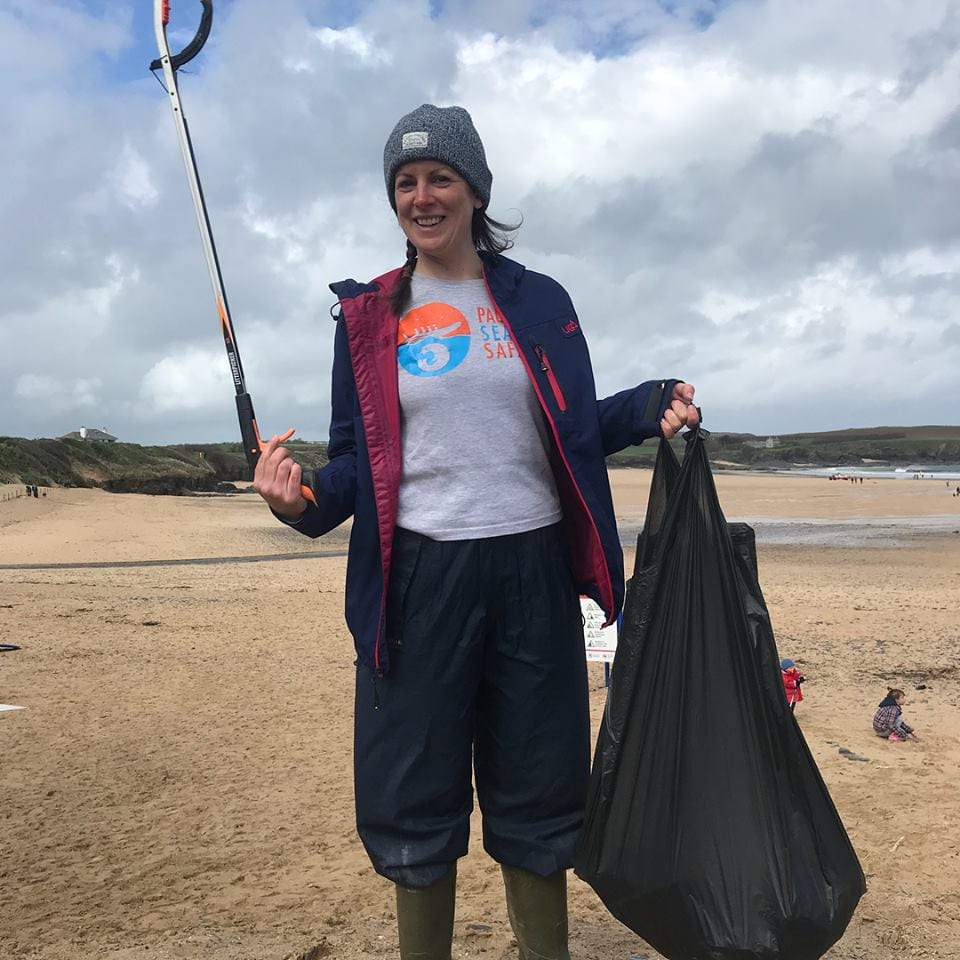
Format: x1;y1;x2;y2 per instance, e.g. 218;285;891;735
237;397;318;507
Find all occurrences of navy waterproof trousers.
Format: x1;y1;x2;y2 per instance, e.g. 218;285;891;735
354;523;591;888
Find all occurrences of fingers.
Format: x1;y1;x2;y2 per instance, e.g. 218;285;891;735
661;404;683;439
672;382;696;405
252;434;284;490
660;385;701;439
253;434;308;520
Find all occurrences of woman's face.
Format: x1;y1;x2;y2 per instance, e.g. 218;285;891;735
393;161;482;261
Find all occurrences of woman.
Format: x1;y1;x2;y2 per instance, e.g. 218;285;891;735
254;104;700;960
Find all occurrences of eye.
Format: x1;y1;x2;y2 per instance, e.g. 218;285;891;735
431;173;452;185
395;177;416;191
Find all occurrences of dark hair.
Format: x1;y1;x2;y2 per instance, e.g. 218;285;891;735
887;687;905;700
387;209;521;317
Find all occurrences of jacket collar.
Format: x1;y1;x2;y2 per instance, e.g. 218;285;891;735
480;251;526;303
329;253;526;309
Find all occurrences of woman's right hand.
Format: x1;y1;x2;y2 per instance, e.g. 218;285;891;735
253;434;309;521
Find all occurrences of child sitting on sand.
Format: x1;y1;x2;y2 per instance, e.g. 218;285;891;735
873;688;919;742
780;658;805;713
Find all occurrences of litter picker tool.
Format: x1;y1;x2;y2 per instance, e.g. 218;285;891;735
151;0;316;504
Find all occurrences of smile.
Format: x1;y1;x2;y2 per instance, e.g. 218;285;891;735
415;217;443;226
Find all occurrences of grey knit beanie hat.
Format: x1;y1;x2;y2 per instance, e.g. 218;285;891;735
383;104;492;211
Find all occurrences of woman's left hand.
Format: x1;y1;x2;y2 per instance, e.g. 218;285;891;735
661;382;700;439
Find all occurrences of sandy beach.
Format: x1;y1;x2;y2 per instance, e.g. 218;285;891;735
2;471;959;960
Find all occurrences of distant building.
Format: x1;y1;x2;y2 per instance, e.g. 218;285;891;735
60;426;118;442
744;436;781;449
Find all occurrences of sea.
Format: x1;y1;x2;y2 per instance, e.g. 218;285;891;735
617;462;960;548
779;463;960;481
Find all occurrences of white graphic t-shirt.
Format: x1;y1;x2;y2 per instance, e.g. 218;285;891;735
395;274;562;540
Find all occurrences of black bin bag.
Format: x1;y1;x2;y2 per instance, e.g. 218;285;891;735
574;431;865;960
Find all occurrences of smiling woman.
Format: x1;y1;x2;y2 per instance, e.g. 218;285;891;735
381;105;518;315
392;161;484;272
251;102;700;960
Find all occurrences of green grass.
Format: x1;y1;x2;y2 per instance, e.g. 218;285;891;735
0;438;328;491
607;425;960;469
1;425;957;492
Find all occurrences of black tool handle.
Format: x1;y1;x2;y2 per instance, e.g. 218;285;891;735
236;393;317;505
150;0;213;72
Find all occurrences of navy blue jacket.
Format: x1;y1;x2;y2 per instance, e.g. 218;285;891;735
284;253;677;673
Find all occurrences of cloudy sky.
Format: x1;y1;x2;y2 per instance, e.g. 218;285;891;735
2;0;958;444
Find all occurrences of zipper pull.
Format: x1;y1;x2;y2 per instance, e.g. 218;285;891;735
533;344;549;373
529;340;568;413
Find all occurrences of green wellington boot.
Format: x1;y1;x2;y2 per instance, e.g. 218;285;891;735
501;865;571;960
395;867;457;960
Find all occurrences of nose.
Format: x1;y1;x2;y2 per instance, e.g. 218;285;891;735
413;179;433;206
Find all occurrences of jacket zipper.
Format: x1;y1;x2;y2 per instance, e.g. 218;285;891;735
481;273;615;621
533;344;567;412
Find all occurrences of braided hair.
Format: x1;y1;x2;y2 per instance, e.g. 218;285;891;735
387;209;521;317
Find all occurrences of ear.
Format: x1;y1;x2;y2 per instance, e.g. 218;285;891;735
474;197;483;210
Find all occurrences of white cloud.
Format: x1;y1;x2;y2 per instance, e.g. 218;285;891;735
112;142;160;210
138;347;231;414
312;26;393;65
883;245;960;279
1;0;959;442
15;374;103;412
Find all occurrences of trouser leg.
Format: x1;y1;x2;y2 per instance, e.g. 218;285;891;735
475;524;591;876
396;865;457;960
354;529;485;887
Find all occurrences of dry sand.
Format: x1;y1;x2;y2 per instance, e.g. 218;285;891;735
1;473;959;960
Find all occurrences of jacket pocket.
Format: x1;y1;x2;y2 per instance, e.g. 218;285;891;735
385;528;424;647
531;342;568;413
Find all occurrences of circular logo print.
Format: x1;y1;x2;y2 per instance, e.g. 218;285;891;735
398;302;471;377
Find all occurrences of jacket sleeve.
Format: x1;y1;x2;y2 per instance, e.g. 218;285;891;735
275;313;358;538
596;379;680;457
894;709;913;735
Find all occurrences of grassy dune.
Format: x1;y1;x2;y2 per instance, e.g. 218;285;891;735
0;437;328;492
609;425;960;468
2;425;958;492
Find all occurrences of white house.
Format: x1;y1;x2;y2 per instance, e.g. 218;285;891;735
60;426;118;442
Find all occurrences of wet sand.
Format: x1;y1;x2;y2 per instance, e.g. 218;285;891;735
1;473;959;959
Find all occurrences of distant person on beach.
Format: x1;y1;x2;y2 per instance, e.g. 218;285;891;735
252;104;699;959
781;658;805;712
873;688;919;742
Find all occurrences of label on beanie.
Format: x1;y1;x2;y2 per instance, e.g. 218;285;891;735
402;131;429;149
